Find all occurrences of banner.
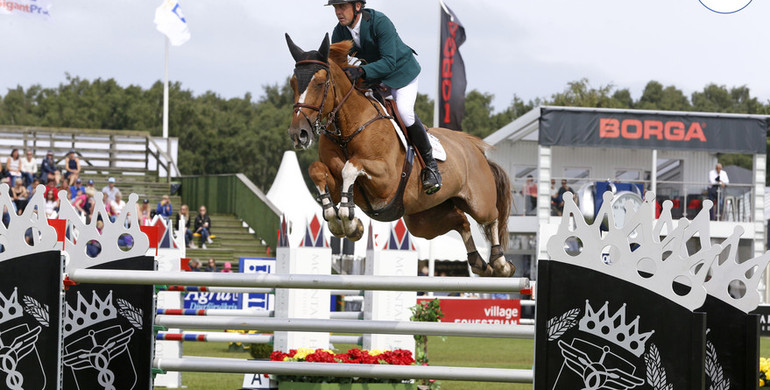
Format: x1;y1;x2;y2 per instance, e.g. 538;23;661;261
154;0;190;46
418;298;521;325
438;1;466;131
0;0;52;20
539;107;768;154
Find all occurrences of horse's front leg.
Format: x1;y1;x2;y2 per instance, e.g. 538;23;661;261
309;161;345;238
337;161;365;241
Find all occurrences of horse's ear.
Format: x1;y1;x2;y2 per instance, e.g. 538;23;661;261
318;33;330;62
285;33;305;62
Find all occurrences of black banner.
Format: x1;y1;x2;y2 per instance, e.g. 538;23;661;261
699;295;759;389
539;107;767;154
63;256;155;390
0;251;62;390
534;260;706;389
438;1;466;131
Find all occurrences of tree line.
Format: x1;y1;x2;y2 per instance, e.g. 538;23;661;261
0;75;767;191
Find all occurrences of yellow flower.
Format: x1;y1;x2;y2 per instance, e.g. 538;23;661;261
369;349;384;356
761;378;765;387
293;348;316;361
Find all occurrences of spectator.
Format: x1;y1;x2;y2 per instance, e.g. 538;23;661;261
100;192;114;222
44;177;58;202
221;262;233;273
44;190;59;218
6;149;21;185
20;149;37;187
102;177;120;202
523;175;537;215
137;199;152;226
27;178;40;196
70;178;86;201
40;150;59;186
57;182;71;204
156;194;173;220
204;258;217;272
72;189;89;216
63;149;81;186
188;259;202;272
11;178;28;213
110;192;126;218
194;205;213;249
175;204;194;248
556;179;576;216
84;179;97;198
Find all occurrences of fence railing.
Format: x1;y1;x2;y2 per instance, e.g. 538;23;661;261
511;176;756;222
0;125;180;181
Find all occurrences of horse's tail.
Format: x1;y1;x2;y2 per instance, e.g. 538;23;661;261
485;159;511;249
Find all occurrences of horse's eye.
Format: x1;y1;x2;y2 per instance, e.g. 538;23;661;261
315;81;325;88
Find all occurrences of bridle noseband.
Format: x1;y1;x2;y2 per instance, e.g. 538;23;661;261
292;59;334;136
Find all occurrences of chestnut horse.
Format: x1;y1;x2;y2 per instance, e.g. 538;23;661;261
285;34;514;277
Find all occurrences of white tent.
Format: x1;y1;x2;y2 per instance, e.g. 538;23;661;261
266;151;489;263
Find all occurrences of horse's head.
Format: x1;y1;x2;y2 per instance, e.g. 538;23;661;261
286;33;333;150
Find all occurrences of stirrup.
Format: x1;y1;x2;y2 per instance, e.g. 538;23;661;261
421;168;441;195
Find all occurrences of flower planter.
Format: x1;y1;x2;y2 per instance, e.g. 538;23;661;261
278;383;416;390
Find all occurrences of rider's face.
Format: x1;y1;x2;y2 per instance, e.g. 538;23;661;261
333;3;357;27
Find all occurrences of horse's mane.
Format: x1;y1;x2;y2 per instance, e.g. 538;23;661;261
329;41;354;68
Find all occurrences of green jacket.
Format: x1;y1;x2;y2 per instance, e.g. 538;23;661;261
331;8;420;89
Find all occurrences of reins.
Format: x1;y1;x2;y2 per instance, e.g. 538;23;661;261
292;59;392;158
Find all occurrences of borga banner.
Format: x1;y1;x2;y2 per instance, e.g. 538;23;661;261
0;0;52;20
154;0;190;46
438;1;466;131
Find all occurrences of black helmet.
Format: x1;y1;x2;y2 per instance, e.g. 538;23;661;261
326;0;365;5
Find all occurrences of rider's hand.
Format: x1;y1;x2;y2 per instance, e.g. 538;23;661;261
342;66;365;82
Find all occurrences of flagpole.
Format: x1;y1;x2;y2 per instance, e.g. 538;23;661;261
434;0;442;129
163;36;170;140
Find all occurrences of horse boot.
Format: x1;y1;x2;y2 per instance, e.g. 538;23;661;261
406;117;442;195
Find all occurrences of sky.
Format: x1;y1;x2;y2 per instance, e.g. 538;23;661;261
2;0;769;114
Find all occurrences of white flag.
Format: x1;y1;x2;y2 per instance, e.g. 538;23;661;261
154;0;190;46
0;0;53;20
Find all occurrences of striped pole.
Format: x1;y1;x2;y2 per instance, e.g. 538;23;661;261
156;309;363;320
156;331;362;345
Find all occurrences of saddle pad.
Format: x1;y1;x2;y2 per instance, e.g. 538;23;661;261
368;92;446;162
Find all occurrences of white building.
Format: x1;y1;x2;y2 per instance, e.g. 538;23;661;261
484;106;768;293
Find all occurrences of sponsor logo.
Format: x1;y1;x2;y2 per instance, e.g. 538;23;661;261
599;118;707;142
440;18;461;126
699;0;752;14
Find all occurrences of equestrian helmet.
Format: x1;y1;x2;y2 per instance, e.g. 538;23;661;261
326;0;365;5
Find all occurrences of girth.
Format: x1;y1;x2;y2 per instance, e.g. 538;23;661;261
358;147;414;222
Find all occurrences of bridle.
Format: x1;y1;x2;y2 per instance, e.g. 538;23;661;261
292;59;391;158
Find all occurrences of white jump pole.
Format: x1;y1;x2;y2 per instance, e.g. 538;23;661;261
69;270;530;293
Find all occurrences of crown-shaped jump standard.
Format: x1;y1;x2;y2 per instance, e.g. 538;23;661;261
547;191;722;311
533;190;761;389
63;291;117;338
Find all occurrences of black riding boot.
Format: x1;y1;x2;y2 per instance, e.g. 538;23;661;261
406;116;442;195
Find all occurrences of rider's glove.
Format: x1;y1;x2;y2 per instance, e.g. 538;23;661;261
342;66;365;82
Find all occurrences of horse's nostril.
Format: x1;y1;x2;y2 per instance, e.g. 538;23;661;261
299;130;309;143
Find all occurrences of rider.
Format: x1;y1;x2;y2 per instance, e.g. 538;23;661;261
327;0;442;195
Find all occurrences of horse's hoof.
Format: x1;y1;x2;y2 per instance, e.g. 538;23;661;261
492;257;515;278
327;219;345;238
345;218;364;242
468;251;494;277
472;264;494;277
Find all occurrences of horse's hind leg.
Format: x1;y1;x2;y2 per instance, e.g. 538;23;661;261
404;201;493;277
309;161;345;238
485;220;515;277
